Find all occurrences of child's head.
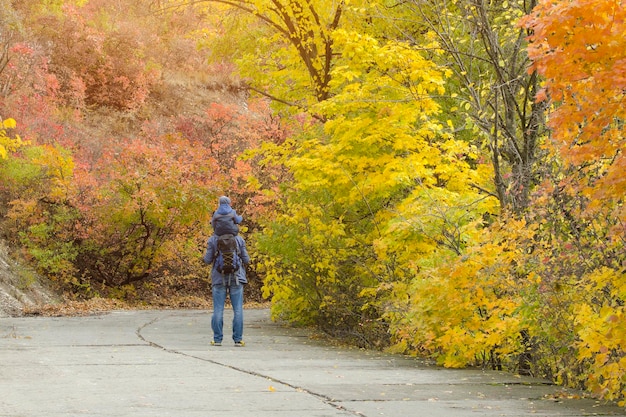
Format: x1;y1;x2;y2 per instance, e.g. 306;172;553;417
218;195;231;205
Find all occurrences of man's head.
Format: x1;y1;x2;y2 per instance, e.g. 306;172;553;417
219;196;231;205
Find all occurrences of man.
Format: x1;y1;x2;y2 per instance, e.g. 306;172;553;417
203;233;250;347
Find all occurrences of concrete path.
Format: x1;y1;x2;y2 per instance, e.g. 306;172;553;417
1;309;624;417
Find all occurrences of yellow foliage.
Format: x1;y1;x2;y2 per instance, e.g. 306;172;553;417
574;268;626;402
0;118;23;159
256;12;500;352
7;199;39;224
32;145;76;202
386;218;530;369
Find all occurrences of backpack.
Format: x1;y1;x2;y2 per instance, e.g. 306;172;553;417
215;234;241;274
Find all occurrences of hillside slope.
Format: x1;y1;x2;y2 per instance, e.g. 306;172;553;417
0;240;58;317
1;1;249;308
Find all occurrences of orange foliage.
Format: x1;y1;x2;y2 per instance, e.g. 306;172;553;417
522;0;626;221
71;133;219;288
173;99;290;224
27;4;160;111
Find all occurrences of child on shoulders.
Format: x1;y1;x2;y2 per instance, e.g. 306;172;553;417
211;195;243;236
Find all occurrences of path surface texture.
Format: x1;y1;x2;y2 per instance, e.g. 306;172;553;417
1;309;624;417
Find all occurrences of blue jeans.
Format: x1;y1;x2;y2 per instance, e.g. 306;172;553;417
211;279;244;343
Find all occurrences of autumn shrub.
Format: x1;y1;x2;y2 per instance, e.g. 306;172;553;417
1;131;221;298
384;218;519;366
257;193;391;347
385;171;625;403
2;98;282;301
28;4;160;111
72;133;220;291
512;172;626;402
0;34;69;139
0;143;81;286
